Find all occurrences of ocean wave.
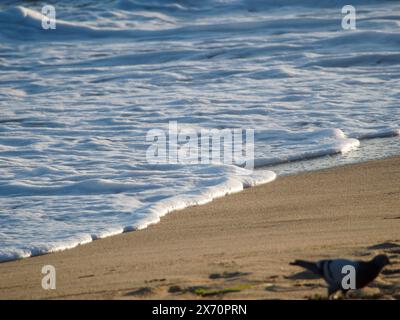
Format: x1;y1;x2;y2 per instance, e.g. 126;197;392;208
251;128;360;167
0;4;358;42
0;167;275;262
305;53;400;68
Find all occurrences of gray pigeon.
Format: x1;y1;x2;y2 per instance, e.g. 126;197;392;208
290;254;390;298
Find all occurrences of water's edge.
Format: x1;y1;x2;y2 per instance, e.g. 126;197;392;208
2;135;399;264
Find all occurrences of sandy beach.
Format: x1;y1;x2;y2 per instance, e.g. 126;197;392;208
1;157;399;300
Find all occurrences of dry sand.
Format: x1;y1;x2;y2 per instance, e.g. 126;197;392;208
1;157;399;300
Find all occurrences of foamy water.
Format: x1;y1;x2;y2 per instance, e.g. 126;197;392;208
0;0;399;262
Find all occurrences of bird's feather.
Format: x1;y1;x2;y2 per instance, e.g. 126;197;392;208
290;260;322;275
290;255;389;298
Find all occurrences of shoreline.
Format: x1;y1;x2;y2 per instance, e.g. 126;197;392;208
2;135;400;264
1;156;399;299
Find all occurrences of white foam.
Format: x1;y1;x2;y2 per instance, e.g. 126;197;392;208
352;128;400;140
249;128;360;167
0;166;275;262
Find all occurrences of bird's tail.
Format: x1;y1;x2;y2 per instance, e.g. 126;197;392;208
290;260;321;275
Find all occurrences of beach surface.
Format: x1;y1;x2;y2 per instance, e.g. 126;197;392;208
1;157;399;300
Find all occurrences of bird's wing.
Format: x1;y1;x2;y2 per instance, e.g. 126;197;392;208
354;261;382;289
317;259;358;288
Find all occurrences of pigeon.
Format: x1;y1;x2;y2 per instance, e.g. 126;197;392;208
290;254;390;298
